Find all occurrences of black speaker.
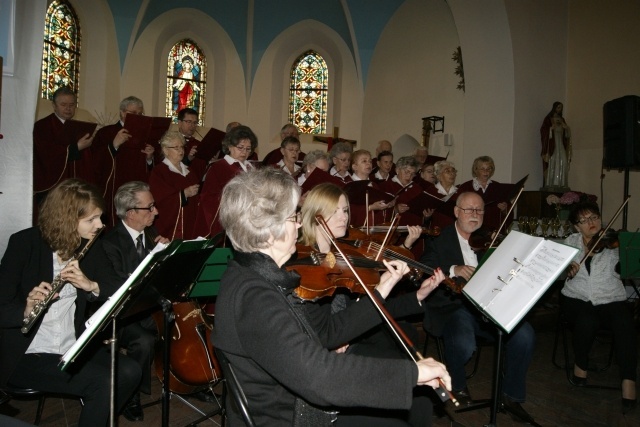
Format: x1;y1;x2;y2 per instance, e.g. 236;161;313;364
603;95;640;169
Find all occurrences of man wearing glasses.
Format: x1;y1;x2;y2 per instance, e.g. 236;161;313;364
102;181;169;422
177;107;201;165
420;192;538;425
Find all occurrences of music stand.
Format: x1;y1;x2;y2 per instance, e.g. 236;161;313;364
61;238;219;427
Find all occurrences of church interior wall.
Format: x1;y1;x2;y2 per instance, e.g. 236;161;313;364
362;0;465;177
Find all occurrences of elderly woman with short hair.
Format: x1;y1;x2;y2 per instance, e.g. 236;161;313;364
148;131;200;240
457;155;512;231
329;141;354;183
194;125;258;237
422;160;460;229
213;167;450;426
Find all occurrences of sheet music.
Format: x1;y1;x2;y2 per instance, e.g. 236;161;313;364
463;231;578;333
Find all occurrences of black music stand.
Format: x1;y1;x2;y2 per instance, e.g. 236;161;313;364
61;238;220;427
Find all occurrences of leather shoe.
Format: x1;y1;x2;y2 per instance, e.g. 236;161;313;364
453;387;473;407
193;389;216;403
122;393;144;422
570;374;587;387
622;398;637;414
501;396;538;425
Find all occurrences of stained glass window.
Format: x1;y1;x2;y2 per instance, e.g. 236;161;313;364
289;51;328;134
166;39;207;124
41;0;81;100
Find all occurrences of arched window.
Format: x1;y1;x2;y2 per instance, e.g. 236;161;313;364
41;0;81;100
166;39;207;124
289;50;328;134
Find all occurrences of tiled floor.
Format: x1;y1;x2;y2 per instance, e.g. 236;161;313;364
2;289;639;426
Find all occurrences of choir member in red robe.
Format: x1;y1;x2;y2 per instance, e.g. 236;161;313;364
347;150;393;227
424;160;460;229
33;87;94;219
176;107;207;178
328;142;353;184
93;96;155;227
148;131;201;240
194;125;258;237
457;156;512;232
262;123;305;166
377;156;427;228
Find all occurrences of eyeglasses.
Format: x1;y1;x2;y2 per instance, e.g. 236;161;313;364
457;207;485;215
442;168;457;174
128;203;156;212
180;120;198;126
478;167;494;172
576;215;600;225
232;145;252;152
335;156;351;162
165;145;184;150
286;212;302;224
124;110;143;116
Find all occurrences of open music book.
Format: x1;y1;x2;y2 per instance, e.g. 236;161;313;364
463;231;578;333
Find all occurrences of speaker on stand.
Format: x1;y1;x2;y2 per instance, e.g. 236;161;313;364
603;95;640;230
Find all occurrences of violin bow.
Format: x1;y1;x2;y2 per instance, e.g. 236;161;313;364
315;215;457;406
489;184;525;248
373;214;401;261
577;195;630;266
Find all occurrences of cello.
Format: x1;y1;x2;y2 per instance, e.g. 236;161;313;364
152;300;222;395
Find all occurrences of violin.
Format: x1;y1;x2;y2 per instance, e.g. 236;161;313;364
312;214;458;406
587;229;620;253
286;244;382;301
468;227;506;252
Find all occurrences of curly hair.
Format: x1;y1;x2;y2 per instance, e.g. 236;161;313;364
38;179;105;260
299;183;348;247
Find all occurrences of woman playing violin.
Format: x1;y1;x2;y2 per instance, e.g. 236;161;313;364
213;168;451;426
563;200;637;413
299;182;446;426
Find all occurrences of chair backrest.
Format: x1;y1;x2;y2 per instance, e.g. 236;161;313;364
215;349;256;427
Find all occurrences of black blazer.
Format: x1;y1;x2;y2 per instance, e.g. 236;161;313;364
0;227;121;386
102;221;158;279
420;224;480;336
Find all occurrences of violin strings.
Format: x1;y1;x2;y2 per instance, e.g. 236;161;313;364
364;242;437;275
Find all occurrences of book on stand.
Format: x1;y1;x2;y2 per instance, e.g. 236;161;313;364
463;230;578;333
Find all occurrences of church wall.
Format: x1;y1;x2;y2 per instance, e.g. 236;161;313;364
0;0;47;256
362;0;464;175
566;0;640;230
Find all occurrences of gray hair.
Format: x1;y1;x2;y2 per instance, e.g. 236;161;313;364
301;150;329;171
158;131;185;159
119;96;144;113
114;181;150;220
220;168;300;253
395;156;419;171
434;160;456;177
329;142;353;163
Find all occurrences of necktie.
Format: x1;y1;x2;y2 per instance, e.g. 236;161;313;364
136;234;146;261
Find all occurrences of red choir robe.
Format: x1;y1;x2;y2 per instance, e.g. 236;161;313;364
194;159;245;238
33;113;95;193
457;179;514;232
149;162;201;240
377;180;425;227
423;184;460;230
345;180;394;228
93;122;152;227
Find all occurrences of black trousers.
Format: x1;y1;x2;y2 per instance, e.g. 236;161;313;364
119;315;157;395
563;295;638;381
8;347;141;427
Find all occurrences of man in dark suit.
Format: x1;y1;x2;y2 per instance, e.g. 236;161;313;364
102;181;167;421
420;192;537;424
